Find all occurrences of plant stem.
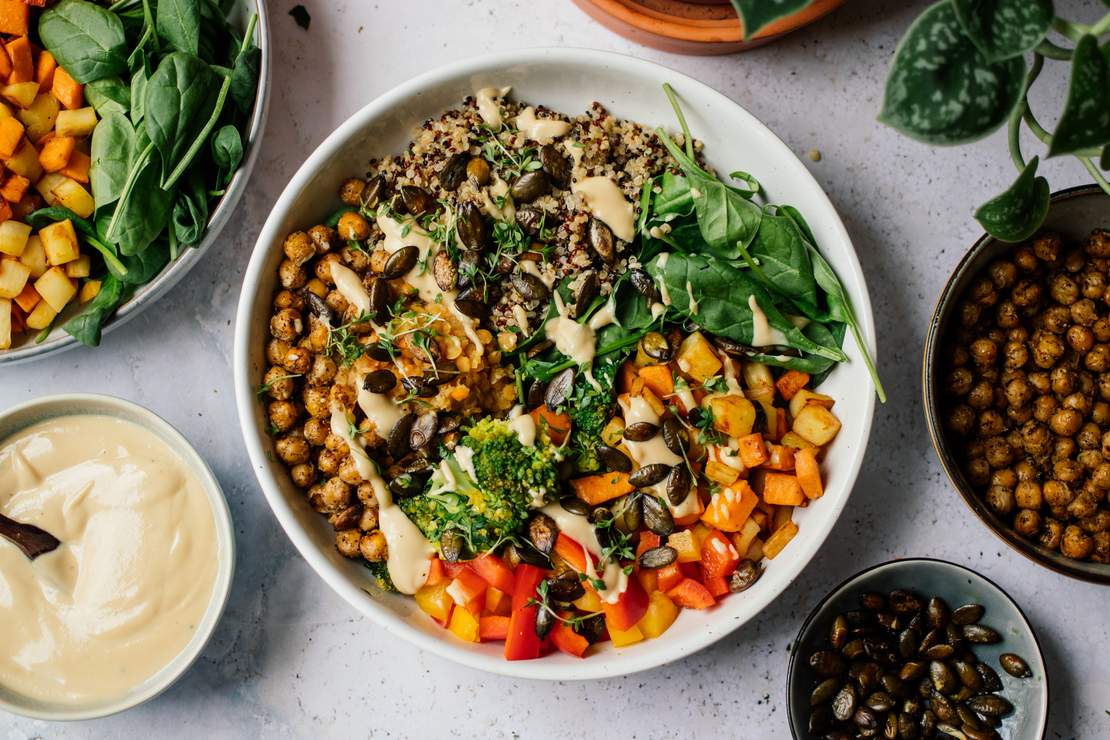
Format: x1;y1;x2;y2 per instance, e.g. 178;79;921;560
1052;17;1087;42
1008;55;1044;172
105;140;155;243
1034;39;1073;60
1022;105;1052;145
1080;157;1110;197
1089;10;1110;36
662;83;695;161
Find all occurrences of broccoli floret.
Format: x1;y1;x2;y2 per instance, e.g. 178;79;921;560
565;356;622;473
398;417;562;556
364;560;395;592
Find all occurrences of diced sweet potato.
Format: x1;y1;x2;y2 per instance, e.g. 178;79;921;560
761;472;804;506
38;135;74;171
0;0;29;36
638;363;674;399
36;50;56;93
700;481;758;532
774;370;810;401
764;444;795;471
78;279;100;304
59;149;89;183
50;67;84;110
795;447;824;500
13;280;38;312
4;37;32;84
0;170;27;203
737;433;768;468
571;471;634;506
0;117;23;158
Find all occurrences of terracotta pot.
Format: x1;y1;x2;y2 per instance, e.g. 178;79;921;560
571;0;845;55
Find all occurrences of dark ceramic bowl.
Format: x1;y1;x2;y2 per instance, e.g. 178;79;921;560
923;185;1110;585
786;558;1049;738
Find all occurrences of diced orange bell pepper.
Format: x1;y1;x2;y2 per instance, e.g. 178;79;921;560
530;404;570;445
505;564;546;661
700;529;741;580
470;553;516;595
602;577;649;631
607;621;644;647
0;172;29;203
553;532;596;573
666;578;715;610
486;586;511;616
656;562;684;593
479;614;510;641
551;622;589;658
571;471;634;506
700;481;758;533
636;532;661;559
38;135;75;172
448;604;480;642
447;566;488;612
425;557;447;586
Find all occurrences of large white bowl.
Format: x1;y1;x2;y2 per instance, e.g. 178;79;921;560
234;48;877;679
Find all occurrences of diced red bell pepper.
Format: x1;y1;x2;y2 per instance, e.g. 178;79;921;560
551;622;589;658
444;561;466;579
554;532;597;572
700;529;741;580
471;553;516;595
656;562;684;592
602;576;649;632
666;578;716;609
447;566;488;607
479;615;510;641
425;557;447;586
704;574;730;598
505;564;546;661
636;532;661;561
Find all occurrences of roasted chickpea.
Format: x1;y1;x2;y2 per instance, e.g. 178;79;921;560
1003;377;1033;408
1077;421;1102;450
1061;525;1094;559
1034;233;1062;262
320;477;352;511
302;385;330;418
1081;510;1110;534
1086;344;1110;372
358;506;379;531
951;345;970;367
947;367;974;397
1080;270;1107;299
994;300;1019;328
316;253;343;284
1042;305;1071;333
324;290;351;317
967;381;995;410
272;289;303;311
1087;228;1110;257
290;462;316;488
342;243;371;272
947;404;976;436
336;529;362;557
1093;401;1110;424
1054;436;1077;460
1067;324;1095;353
969;338;997;367
308;355;338;385
959;301;982;326
1093;463;1110;489
317;448;341;475
984;437;1014;468
283;231;316;266
278;259;307;290
338;456;363;485
1031;331;1066;368
1053;458;1084;483
1014;508;1041;538
990;468;1017;489
1009;326;1030;343
986;485;1015;515
1007;403;1034;425
329;384;355;412
1033;395;1058;423
275;435;311;465
303;417;329;446
339;178;367;205
1068;493;1099;519
1093;532;1110;563
262;365;296;400
1014;246;1038;272
1015;480;1043;509
1062;392;1092;416
1050;366;1076;396
337;211;370;241
308;224;338;253
267;338;291;366
268;400;299;433
1020;420;1052;456
329;505;362;531
1064;249;1086;273
282;346;313;374
1011;279;1042;307
325;432;349;454
1015;460;1036;481
270;307;303;341
966;458;991;486
978;410;1005;437
989;260;1018;289
1043;480;1075;507
1095;318;1110;343
356;482;378;508
1079;449;1103;470
360;531;388;561
1040;518;1065;549
971;277;998;306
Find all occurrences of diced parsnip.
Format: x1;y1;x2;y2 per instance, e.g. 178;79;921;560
742;361;774;390
789;388;835;419
773;504;794;532
705;458;740;487
793;405;842;446
763;521;798;560
731;518;761;560
55;107;97;138
0;219;31;256
0;172;30;202
676;331;722;382
18;235;46;277
608;622;644;647
0;298;10;348
13;281;38;312
24;297;57;330
746;537;765;562
780;431;816;450
1;81;40;109
0;116;23;157
0;256;30;298
39;219;80;265
17;93;60;141
795;447;824;499
708;395;756;438
65;255;90;278
4;137;42;180
78;279;101;304
0;199;12;222
667;529;700;563
49;177;94;218
600;416;625;446
34;266;76;312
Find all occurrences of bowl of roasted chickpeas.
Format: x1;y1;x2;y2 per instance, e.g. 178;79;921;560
925;184;1110;584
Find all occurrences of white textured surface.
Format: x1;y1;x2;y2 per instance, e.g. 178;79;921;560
3;0;1109;737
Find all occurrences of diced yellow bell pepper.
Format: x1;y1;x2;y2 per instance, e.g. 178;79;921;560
573;587;603;613
668;529;701;563
607;621;644;647
638;591;679;639
414;581;453;624
448;604;480;642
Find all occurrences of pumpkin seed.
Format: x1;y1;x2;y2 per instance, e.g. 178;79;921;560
361;175;388;209
400;185;435;216
965;694;1013;718
466;157;490;186
998;653;1032;678
440;151;470;191
400;376;437;398
559;495;590;516
853;705;879;729
832;683;857;720
976;662;1003;692
641;494;674;536
534;601;555;639
729;560;761;592
665;464;692;506
456;201;487;250
935;721;967;739
660;416;688;456
388;470;428;499
927;597;950;630
931;691;957;722
511;542;552;568
362;368;397;393
440;531;464;562
381;245;419;279
453;298;488;320
573;271;599;319
511;171;551;202
899;660;926;681
712;335;753;359
953;659;983;691
456;250;481;288
889;589;924;615
961;624;1001;644
388;413;417;458
511;271;550;303
866;690;895;713
526;339;553;359
843;638;866;660
860;592;887;611
515;205;549;237
623;421;659;442
808;705;833;735
810;650;847;677
930;660;959;694
538;143;571;187
544;368;575;409
956;704;983;730
433;250;458;291
951;604;985;626
409;412;438;450
629;268;657;300
640;331;672;362
587;218;615;264
613;494;642;533
830;615;849;650
366;276;391;321
546;571;584;602
810;677;839;706
638;545;677;569
597;444;631;472
305;291;335;324
526;379;546;409
629;463;670;487
924;643;955;660
897;628;918;659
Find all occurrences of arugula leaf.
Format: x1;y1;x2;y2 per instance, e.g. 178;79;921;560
63;273;133;347
39;0;129;83
157;0;202;55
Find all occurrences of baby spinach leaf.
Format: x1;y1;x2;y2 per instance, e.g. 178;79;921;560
85;77;131;116
747;210;818;313
157;0;202;55
130;64;149;125
116;238;171;285
143;51;220;182
729;0;816;40
172;168;210;245
90;113;137;210
749;321;845;378
39;0;129;83
974;156;1050;242
107;144;174;255
1048;35;1110;157
951;0;1053;62
653;171;695;217
230;45;261;114
63;273;133;347
879;0;1026;145
211;124;243;185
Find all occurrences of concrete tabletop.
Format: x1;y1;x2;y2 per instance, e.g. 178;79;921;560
3;0;1108;737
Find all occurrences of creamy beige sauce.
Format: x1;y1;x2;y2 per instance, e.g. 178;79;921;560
330;262;374;318
545;291;596;368
356;374;404;439
0;415;218;706
521;259;555;289
572;177;635;242
654;253;672;306
475;86;510;129
686;280;698;316
479;175;515;221
540;504;628;604
513;107;571;144
618;396;699;518
747;294;790;347
330;410;433;593
508;406;536;447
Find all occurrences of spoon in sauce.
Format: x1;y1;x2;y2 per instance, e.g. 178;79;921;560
0;513;61;560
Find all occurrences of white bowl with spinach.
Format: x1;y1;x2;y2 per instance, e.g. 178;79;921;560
1;0;270;365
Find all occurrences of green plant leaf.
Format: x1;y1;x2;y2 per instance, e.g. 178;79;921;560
974;156;1050;242
879;0;1026;145
747;210;818;311
729;0;816;40
63;273;132;347
951;0;1054;62
157;0;202;55
229;44;261;113
39;0;129;83
90;112;137;210
143;52;220;181
84;77;131;116
171;168;209;245
1048;35;1110;157
129;64;148;125
211;124;243;175
1101;144;1110;170
110;146;175;255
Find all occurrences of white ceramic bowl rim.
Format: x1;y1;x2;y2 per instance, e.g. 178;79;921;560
234;47;878;680
0;393;236;721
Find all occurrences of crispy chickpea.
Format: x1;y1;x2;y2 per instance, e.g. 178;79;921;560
1031;331;1066;368
275;435;311;465
990;468;1017;488
304;417;329;446
1007;403;1034;425
308;224;338;253
1004;377;1033;408
1067;324;1095;353
1020;421;1052;456
1054;436;1077;460
1079;449;1103;470
959;301;982;325
290;462;316;488
272;289;304;311
1070;298;1097;327
1009;326;1030;343
356;482;378;508
282;346;313;374
1093;532;1110;563
986;485;1015;515
316;253;342;284
278;259;307;290
338;456;363;485
337;211;370;241
951;345;970;367
1043;479;1074;507
336;529;362;558
1081;270;1107;299
301;386;329;421
1094;463;1110;489
1093;401;1110;425
1060;525;1094;559
947;405;976;436
987;327;1006;344
1011;279;1042;307
1015;480;1043;509
339;178;367;205
1053;458;1084;483
1086;344;1110;372
967;381;995;410
978;410;1006;437
1042;305;1071;333
308;355;338;385
1028;371;1051;394
966;458;991;486
267;338;291;366
970;277;997;306
360;531;388;561
984;437;1014;468
947;367;974;397
329;384;355;413
317;448;341;475
283;231;316;266
325;432;349;454
1014;508;1041;538
1006;429;1023;452
342;243;371;272
1034;233;1062;262
358;506;379;531
1076;421;1102;450
307;484;327;513
994;300;1019;328
1033;395;1058;423
1086;228;1110;257
1050;366;1076;395
989;260;1018;289
325;290;351;318
1062;392;1092;416
303;320;329;353
270;307;303;341
320;477;352;511
1081;511;1110;533
1079;370;1096;395
268;400;299;433
1063;249;1085;273
1068;493;1099;519
262;366;296;400
1014;246;1038;272
1015;459;1036;481
1095;318;1110;343
969;338;997;367
1040;518;1065;549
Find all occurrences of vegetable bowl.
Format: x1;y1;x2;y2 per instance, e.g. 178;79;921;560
0;0;271;365
234;48;878;679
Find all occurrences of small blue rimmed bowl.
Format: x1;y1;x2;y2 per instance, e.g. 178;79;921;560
786;558;1049;738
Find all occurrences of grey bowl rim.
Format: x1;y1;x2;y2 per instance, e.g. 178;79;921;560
0;0;273;366
922;184;1110;586
784;556;1050;739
